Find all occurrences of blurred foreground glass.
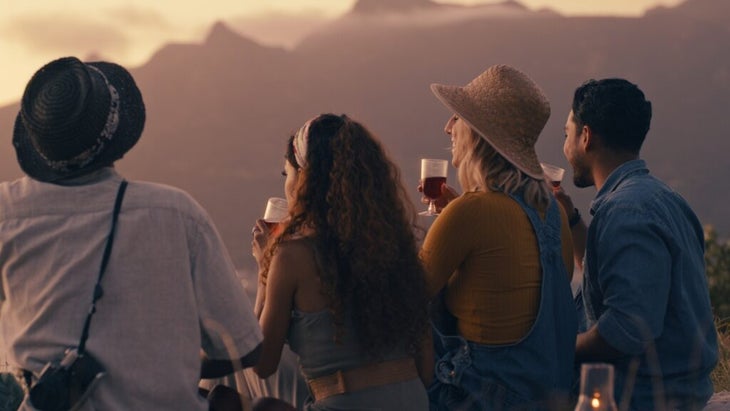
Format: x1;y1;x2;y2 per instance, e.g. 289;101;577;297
419;159;448;216
574;363;618;411
263;197;288;234
541;162;565;187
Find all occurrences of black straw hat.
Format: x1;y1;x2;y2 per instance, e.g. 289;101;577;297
13;56;145;182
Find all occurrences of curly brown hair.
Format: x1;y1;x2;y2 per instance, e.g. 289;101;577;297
263;113;429;358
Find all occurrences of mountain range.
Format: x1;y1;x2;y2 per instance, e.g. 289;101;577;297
1;0;728;269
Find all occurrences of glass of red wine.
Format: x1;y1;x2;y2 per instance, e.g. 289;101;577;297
420;158;449;216
540;162;565;187
263;197;288;235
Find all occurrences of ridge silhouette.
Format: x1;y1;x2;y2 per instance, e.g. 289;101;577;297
1;0;727;270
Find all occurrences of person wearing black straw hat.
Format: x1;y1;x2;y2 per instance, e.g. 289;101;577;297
419;65;577;410
0;56;263;410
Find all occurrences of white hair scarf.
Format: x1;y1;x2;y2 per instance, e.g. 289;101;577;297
293;117;315;168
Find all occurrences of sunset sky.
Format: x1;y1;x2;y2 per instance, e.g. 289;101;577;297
0;0;684;106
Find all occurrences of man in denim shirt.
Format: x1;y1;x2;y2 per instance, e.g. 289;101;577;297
556;78;717;410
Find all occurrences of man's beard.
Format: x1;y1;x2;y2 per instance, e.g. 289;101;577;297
572;162;594;188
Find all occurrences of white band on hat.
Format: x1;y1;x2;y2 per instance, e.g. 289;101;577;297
92;66;121;142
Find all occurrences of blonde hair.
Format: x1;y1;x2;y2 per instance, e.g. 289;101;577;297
458;128;551;211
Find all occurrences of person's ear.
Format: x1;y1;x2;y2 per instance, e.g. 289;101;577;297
581;125;594;152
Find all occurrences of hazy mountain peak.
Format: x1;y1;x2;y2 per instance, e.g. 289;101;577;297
351;0;439;14
205;20;259;48
646;0;730;22
498;0;528;11
2;0;728;271
351;0;532;14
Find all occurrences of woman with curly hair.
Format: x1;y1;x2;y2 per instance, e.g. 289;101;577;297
251;113;431;410
420;65;577;410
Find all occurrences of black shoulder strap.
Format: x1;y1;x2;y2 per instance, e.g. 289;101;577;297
78;180;128;354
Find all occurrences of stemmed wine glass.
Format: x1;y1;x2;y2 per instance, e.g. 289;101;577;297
419;158;449;216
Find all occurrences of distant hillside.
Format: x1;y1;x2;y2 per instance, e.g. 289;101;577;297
1;0;728;269
351;0;441;14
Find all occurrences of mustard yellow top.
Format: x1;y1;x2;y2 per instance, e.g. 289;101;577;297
420;191;574;345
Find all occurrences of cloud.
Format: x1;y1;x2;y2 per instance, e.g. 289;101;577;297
1;8;191;66
103;6;173;31
3;13;129;56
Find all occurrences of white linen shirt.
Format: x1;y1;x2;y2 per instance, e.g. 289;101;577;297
0;168;262;410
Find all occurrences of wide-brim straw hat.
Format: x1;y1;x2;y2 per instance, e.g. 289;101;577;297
431;64;549;179
13;56;145;182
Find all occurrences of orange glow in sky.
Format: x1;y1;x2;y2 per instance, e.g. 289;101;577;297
0;0;685;106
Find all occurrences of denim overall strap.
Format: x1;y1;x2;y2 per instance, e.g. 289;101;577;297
505;194;578;398
428;194;577;411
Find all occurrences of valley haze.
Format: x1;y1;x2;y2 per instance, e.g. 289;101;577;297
0;0;728;271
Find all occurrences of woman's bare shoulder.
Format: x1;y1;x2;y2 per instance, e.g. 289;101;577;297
276;235;314;253
271;236;318;269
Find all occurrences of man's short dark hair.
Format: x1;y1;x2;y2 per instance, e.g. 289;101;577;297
571;78;652;153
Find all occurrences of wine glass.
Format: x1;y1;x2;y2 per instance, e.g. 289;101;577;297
540;162;565;187
263;197;288;234
419;159;449;216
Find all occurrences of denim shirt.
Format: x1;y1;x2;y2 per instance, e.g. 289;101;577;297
583;159;717;410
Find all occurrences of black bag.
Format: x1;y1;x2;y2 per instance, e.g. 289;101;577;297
29;349;105;411
27;181;127;411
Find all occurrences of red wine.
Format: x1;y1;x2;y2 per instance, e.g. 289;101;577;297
551;181;561;187
264;221;283;236
423;177;446;199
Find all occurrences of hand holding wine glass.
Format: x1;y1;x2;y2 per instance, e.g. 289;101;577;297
418;181;458;213
252;197;288;262
543;164;576;217
419;159;449;216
